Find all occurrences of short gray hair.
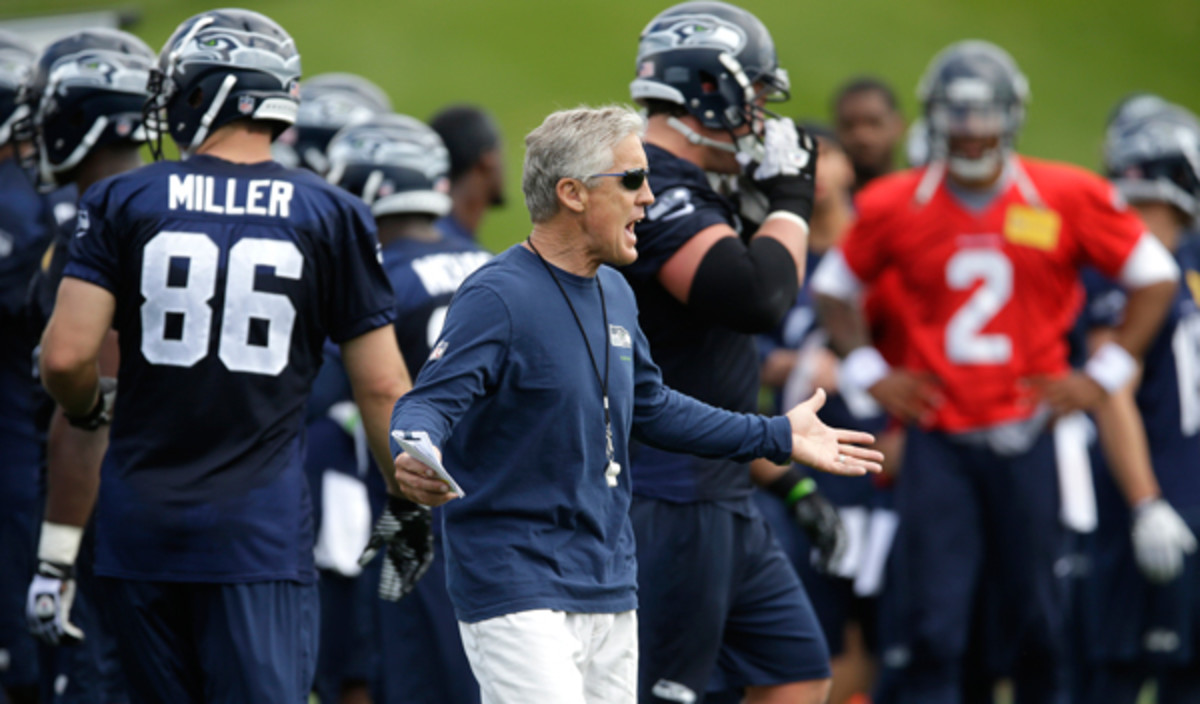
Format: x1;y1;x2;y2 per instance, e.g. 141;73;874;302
522;105;646;223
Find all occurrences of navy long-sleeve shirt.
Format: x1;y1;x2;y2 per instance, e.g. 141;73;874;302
391;244;793;622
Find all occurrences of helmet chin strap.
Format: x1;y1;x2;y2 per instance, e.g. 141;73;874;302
666;116;765;165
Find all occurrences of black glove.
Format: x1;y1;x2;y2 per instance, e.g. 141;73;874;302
64;377;116;431
766;468;846;573
747;119;817;223
359;495;434;601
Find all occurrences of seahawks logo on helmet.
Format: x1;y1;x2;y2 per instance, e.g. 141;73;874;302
639;14;747;55
1104;100;1200;218
326;114;453;218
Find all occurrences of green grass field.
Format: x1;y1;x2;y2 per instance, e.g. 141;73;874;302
3;0;1197;253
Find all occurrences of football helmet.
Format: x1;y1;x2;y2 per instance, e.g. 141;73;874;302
917;40;1029;180
147;8;301;157
17;29;155;189
630;1;788;158
0;29;36;146
325;114;452;218
1104;101;1200;219
273;72;391;173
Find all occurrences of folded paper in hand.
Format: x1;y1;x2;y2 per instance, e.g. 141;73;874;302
391;430;465;498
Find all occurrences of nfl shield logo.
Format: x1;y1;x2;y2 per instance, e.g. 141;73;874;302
237;96;255;115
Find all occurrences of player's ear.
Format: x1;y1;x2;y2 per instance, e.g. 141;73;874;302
556;177;587;214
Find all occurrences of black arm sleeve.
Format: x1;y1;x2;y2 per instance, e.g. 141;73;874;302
687;235;799;334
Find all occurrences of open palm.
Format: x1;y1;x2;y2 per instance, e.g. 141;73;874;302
786;389;884;475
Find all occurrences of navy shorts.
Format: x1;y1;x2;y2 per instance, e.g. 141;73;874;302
1082;497;1200;668
886;427;1067;702
0;460;39;694
633;496;830;703
311;569;377;703
375;538;480;704
96;578;318;704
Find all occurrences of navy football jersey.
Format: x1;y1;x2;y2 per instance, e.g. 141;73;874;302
62;155;396;582
381;235;489;376
1081;232;1200;510
618;144;761;502
0;158;73;505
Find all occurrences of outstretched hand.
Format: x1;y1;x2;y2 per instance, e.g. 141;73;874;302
786;389;884;475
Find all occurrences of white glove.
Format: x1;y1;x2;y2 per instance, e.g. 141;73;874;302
26;562;84;645
1131;499;1197;583
753;118;813;180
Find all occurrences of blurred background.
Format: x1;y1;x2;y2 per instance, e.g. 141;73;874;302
2;0;1196;252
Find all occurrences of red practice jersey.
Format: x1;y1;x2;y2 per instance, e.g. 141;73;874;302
837;156;1145;432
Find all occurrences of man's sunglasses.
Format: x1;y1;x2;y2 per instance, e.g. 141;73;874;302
586;167;648;191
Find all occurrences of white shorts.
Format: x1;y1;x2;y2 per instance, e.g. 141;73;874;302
458;609;637;704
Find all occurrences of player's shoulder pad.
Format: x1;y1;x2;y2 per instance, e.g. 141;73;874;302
1019;156;1124;210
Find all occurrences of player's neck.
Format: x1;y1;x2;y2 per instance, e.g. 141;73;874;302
192;124;274;164
74;145;143;195
809;197;853;254
645;116;723;172
377;215;441;247
449;178;488;235
1135;202;1185;253
526;222;598;278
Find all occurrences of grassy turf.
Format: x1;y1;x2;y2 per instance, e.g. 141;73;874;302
3;0;1196;252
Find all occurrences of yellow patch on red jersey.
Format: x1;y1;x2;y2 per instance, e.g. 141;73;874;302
1186;269;1200;306
1003;205;1061;251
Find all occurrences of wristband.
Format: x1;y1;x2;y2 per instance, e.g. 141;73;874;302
764;210;810;236
64;388;106;429
38;522;83;566
841;346;890;394
765;466;817;506
1084;341;1137;394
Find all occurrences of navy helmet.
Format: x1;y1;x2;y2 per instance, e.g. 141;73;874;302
630;1;788;157
0;29;36;145
17;29;155;188
272;72;391;173
325;113;452;218
917;40;1029;179
147;8;301;157
1104;100;1200;219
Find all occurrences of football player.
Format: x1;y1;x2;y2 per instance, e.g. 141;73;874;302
621;3;862;702
0;28;61;704
18;28;161;704
830;77;906;193
428;104;506;245
812;40;1180;703
326;113;489;703
272;71;391;174
35;10;415;701
1077;100;1200;704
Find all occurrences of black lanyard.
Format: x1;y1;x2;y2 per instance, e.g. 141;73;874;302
526;239;621;486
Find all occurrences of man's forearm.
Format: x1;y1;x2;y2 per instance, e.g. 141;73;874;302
1094;385;1160;507
1115;281;1177;358
43;409;105;527
357;389;406;496
815;293;871;357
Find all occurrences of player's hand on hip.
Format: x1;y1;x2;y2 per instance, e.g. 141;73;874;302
786;389;884;476
359;495;435;601
1131;498;1197;583
26;562;84;645
868;370;942;424
394;451;457;507
1028;372;1107;417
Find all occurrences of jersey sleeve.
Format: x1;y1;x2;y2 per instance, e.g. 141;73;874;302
838;184;898;285
1068;175;1145;279
62;184;120;293
390;283;511;452
325;199;397;343
621;183;730;281
629;320;793;464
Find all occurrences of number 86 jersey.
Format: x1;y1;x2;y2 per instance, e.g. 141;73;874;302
62;154;396;582
819;156;1148;433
